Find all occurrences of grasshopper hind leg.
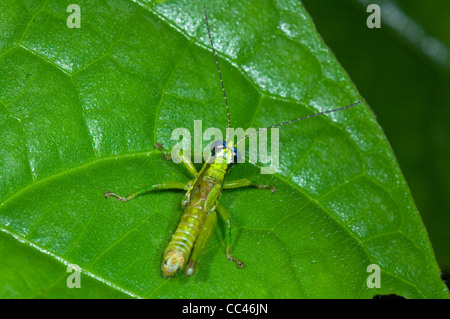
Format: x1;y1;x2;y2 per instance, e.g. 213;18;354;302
185;211;218;277
104;181;187;202
216;203;245;269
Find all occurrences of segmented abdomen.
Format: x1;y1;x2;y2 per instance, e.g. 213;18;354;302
164;205;207;262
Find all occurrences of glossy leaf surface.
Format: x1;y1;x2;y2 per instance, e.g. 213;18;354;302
0;0;447;298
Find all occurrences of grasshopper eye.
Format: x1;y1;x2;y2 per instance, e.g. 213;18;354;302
210;140;226;156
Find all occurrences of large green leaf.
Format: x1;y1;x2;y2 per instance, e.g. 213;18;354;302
303;0;450;279
0;0;448;298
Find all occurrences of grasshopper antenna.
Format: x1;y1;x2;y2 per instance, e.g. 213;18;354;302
203;5;232;142
236;99;366;146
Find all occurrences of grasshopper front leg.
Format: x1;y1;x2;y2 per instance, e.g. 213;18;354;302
223;178;276;193
155;142;198;177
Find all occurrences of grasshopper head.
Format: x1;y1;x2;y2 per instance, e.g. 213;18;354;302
210;140;241;166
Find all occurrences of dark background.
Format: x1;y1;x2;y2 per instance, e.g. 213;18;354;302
302;0;450;285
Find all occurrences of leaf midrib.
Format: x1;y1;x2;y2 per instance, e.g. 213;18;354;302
1;146;425;298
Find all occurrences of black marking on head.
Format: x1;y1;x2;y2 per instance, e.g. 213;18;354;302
210;140;241;166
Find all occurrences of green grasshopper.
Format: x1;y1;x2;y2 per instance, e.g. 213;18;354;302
105;6;365;277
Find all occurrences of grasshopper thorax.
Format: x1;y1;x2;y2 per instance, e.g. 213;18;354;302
210;140;241;166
